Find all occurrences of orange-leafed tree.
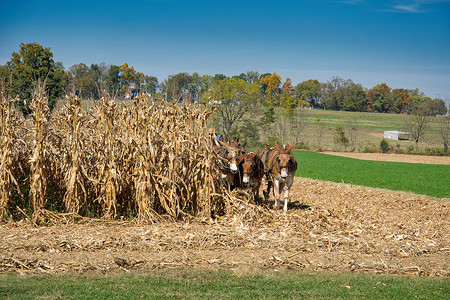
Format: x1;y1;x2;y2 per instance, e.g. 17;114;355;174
260;72;281;105
119;63;136;94
366;83;394;113
392;88;411;113
260;72;281;95
281;77;294;94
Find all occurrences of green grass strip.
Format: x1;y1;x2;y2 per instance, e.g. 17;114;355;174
293;151;450;198
1;269;448;299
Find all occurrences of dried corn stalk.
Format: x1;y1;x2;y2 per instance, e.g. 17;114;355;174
130;96;218;222
93;97;121;219
0;93;22;221
29;80;50;224
53;96;87;214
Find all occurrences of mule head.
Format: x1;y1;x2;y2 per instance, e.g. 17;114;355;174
218;141;239;173
228;148;239;173
274;142;296;178
240;151;259;184
230;136;247;155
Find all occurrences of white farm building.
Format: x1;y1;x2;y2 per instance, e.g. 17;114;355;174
384;131;410;140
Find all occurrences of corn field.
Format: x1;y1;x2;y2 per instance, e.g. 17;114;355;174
0;84;245;224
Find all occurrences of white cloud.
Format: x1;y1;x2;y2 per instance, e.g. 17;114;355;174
392;3;422;12
339;0;450;13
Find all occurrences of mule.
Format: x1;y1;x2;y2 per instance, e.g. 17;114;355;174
238;150;264;204
262;142;297;211
213;135;247;190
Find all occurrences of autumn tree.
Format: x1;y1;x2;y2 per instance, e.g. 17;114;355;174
119;63;136;97
281;77;294;94
260;72;281;106
260;72;281;95
367;83;395;113
392;88;411;113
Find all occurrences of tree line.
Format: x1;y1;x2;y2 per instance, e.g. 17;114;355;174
1;42;447;118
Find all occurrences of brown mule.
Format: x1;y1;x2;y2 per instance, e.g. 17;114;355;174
213;135;246;190
262;142;297;211
238;151;264;204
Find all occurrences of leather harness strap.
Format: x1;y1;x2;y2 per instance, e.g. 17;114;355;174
266;150;292;174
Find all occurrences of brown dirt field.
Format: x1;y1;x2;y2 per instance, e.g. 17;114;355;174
1;177;448;278
324;151;450;165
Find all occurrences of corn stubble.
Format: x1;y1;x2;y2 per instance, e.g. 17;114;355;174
0;85;240;223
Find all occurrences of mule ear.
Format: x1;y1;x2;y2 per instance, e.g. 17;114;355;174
241;138;247;148
286;141;295;151
274;141;282;151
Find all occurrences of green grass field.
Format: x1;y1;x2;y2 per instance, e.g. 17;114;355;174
293;151;450;198
1;269;448;299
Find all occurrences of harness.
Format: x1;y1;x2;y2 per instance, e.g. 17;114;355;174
265;150;294;175
241;156;260;178
215;147;241;174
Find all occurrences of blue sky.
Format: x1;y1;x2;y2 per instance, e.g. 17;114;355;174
1;0;449;101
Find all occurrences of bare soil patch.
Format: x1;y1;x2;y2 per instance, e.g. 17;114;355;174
1;178;448;277
324;151;450;165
